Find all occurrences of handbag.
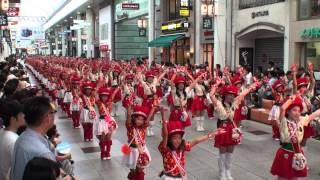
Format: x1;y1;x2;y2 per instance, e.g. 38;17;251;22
287;121;307;171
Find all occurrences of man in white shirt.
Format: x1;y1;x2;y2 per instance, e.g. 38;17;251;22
0;100;25;180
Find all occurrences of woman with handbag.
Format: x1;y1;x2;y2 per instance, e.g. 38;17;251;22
209;81;258;180
270;95;320;180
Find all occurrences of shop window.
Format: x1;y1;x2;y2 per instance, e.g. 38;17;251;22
203;44;213;70
299;0;320;20
306;42;320;71
169;0;181;20
170;38;190;65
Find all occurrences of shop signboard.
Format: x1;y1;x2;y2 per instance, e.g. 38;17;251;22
0;12;8;26
161;19;189;34
139;28;146;37
122;3;139;10
301;27;320;39
180;0;190;17
115;0;148;22
203;16;212;29
99;44;109;51
6;7;19;16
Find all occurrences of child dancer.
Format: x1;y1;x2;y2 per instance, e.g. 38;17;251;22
80;82;97;142
70;75;82;129
270;95;320;180
95;86;120;160
122;101;157;180
209;81;258;180
158;110;225;180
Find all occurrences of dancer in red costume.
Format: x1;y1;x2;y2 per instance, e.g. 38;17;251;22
270;95;320;180
95;86;120;160
80;82;97;142
209;80;258;180
122;100;158;180
70;75;82;129
158;111;225;180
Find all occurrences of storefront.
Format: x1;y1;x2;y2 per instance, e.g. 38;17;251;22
289;0;320;71
232;0;289;71
149;0;193;65
114;0;150;60
99;5;112;58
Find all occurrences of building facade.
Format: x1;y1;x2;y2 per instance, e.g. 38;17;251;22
289;0;320;71
231;0;289;71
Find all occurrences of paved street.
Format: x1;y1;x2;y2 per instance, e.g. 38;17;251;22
54;106;320;180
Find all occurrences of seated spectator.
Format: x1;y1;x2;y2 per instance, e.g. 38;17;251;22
11;96;57;180
22;157;60;180
0;100;25;180
47;125;75;177
1;79;19;100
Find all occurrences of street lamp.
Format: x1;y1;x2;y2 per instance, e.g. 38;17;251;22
138;18;147;37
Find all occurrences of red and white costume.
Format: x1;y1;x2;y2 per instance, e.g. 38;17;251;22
70;75;82;128
80;82;98;141
95;87;118;160
168;76;192;128
271;97;308;178
159;121;191;180
122;105;152;179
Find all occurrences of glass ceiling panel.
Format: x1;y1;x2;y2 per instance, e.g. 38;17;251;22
20;0;68;19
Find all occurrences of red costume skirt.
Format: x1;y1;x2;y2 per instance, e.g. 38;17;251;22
142;97;154;108
191;96;206;114
166;94;173;106
169;107;191;128
136;84;144;98
122;95;136;109
271;148;307;178
156;86;163;98
214;120;239;148
113;88;122;102
303;124;315;139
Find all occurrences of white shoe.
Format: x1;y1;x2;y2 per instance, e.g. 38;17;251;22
150;129;155;136
225;170;233;180
200;121;205;131
196;123;201;132
147;128;151;137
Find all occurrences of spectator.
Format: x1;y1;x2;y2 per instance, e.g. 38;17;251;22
1;79;19;100
244;66;253;86
22;157;60;180
285;70;293;96
215;64;223;77
267;61;274;72
47;125;75;177
11;96;57;180
0;100;25;180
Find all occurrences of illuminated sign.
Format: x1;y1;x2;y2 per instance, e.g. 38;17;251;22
301;27;320;39
180;0;190;17
122;3;139;10
161;19;189;33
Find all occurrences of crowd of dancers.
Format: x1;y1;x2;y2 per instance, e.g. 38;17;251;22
25;56;320;180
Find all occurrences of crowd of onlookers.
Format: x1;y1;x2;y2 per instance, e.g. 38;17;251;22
0;55;75;180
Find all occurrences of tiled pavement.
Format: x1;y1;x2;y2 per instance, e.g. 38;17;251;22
54;108;320;180
28;71;320;180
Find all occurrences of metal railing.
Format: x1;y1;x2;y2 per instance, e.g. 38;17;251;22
239;0;285;10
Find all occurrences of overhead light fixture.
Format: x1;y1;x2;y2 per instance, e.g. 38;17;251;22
77;11;81;15
70;16;73;19
87;5;91;8
64;19;67;22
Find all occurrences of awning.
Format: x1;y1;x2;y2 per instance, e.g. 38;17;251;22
148;34;184;47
